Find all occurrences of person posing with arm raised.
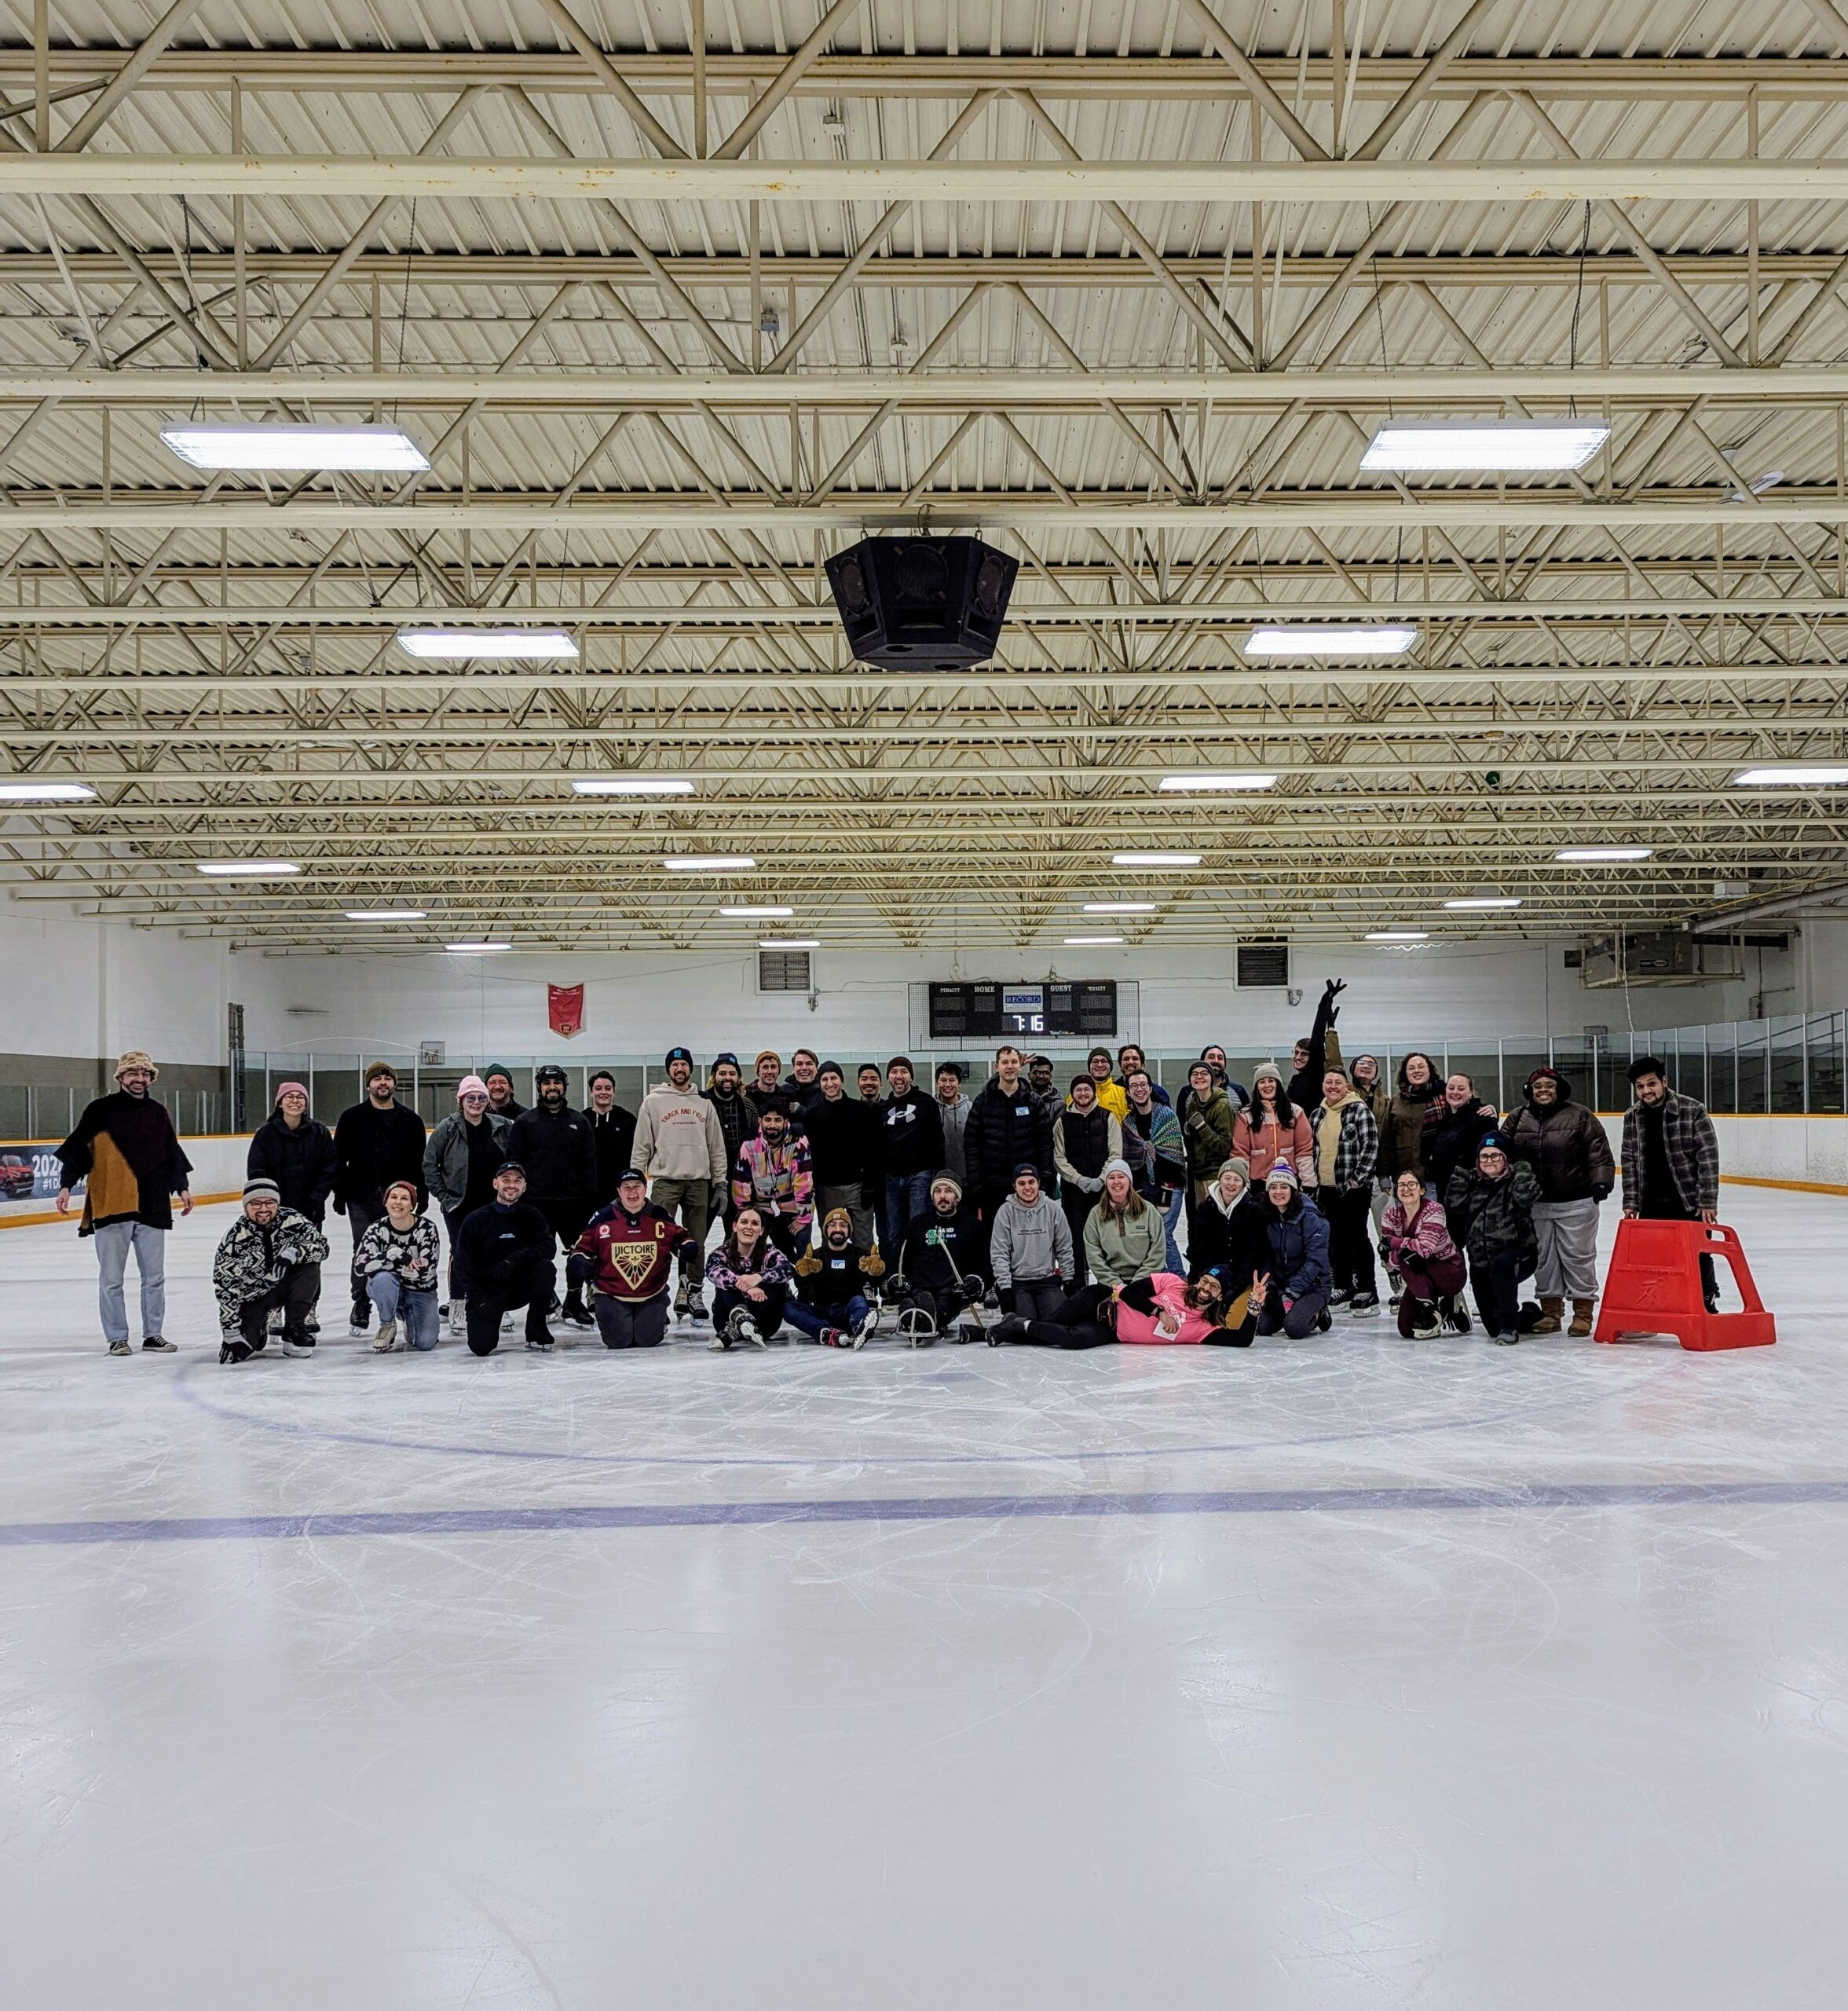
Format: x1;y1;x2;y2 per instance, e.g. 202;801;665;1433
1286;978;1346;1112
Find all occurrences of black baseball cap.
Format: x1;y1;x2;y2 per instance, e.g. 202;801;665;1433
496;1159;527;1178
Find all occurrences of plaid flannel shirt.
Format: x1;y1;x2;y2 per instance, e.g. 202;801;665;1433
1620;1089;1720;1214
1312;1095;1379;1192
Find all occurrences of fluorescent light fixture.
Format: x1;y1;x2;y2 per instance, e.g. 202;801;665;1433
1064;935;1125;946
1243;625;1417;658
1083;901;1155;914
1554;846;1654;863
161;423;429;472
1158;771;1278;792
1361;420;1609;471
344;908;428;921
397;627;577;661
720;905;794;918
1444;896;1523;910
573;777;695;797
0;780;97;802
196;859;300;877
759;937;820;950
1113;852;1202;867
1366;929;1430;942
445;940;511;954
1732;764;1848;787
664;854;756;872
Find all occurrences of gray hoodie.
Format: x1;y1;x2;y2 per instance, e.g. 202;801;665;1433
935;1091;970;1185
988;1193;1074;1288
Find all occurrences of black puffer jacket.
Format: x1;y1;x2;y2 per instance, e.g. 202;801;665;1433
1503;1072;1616;1203
962;1076;1056;1205
1444;1162;1540;1263
247;1108;338;1222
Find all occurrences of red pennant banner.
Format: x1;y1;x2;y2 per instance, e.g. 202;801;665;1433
547;983;585;1040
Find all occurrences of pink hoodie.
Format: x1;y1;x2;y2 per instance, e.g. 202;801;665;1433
1113;1271;1224;1346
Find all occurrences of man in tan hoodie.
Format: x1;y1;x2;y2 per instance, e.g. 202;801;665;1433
632;1045;727;1324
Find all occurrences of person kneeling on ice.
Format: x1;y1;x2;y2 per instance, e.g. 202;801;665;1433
1379;1169;1470;1339
988;1163;1073;1327
1444;1135;1540;1346
788;1207;884;1348
705;1206;797;1351
454;1161;559;1356
895;1173;990;1343
1255;1163;1334;1338
213;1178;330;1364
567;1168;693;1350
353;1178;442;1353
990;1269;1250;1349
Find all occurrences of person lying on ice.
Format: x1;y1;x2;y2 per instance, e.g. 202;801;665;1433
986;1268;1254;1349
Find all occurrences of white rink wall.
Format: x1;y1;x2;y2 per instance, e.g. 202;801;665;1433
0;1134;252;1223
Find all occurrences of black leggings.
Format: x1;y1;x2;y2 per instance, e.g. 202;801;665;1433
1469;1249;1537;1335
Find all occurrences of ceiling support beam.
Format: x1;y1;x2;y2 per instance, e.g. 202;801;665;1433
0;153;1839;206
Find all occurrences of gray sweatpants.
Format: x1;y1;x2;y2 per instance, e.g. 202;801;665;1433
1531;1197;1601;1298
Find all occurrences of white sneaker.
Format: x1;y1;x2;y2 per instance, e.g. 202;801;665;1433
371;1319;398;1352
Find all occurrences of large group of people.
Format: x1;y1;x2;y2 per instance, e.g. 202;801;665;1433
50;977;1725;1361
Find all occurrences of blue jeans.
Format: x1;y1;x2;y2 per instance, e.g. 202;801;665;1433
882;1171;931;1259
785;1293;870;1342
93;1220;167;1345
1159;1187;1186;1277
367;1273;440;1350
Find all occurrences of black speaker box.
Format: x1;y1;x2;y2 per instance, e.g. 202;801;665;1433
823;536;1019;670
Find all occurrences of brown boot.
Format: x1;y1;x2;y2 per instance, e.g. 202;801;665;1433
1569;1298;1595;1337
1531;1295;1564;1335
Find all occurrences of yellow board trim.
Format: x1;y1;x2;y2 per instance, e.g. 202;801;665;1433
1722;1174;1848;1196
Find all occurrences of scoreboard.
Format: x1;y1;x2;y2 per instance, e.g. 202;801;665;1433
928;980;1118;1042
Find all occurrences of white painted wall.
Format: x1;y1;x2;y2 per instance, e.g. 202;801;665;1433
0;892;232;1067
233;937;1606;1064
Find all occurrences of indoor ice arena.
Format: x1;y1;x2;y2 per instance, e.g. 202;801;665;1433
6;3;1848;2006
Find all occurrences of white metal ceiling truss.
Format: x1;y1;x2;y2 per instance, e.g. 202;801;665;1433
0;0;1845;948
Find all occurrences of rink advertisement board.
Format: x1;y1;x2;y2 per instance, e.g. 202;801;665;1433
0;1145;75;1203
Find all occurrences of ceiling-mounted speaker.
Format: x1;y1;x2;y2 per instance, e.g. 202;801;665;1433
824;536;1019;670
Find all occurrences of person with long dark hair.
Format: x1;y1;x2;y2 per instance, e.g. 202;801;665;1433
1231;1063;1316;1191
705;1205;796;1350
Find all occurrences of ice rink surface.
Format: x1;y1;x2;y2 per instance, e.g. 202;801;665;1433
4;1187;1846;2010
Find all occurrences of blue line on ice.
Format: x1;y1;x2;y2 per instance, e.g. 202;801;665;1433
4;1478;1846;1548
